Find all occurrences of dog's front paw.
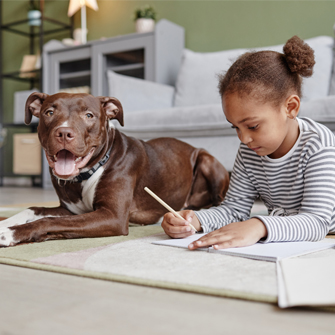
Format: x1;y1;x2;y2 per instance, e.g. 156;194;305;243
0;227;17;247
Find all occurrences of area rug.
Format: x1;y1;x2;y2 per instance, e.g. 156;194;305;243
0;224;278;304
0;205;333;309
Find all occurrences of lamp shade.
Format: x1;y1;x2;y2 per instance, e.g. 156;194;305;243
68;0;99;17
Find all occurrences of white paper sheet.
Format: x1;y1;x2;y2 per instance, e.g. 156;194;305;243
153;235;335;262
209;239;335;262
152;233;208;251
278;252;335;307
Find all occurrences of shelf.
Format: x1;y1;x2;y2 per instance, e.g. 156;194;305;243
1;16;72;38
1;69;40;82
60;75;91;90
59;70;91;80
107;63;144;73
60;58;90;73
106;50;144;67
0;0;73;187
3;123;38;129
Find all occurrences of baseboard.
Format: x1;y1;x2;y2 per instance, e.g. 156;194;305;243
3;177;36;187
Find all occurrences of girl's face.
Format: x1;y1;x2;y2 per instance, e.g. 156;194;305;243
222;92;300;159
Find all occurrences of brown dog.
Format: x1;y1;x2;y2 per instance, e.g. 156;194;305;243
0;92;229;247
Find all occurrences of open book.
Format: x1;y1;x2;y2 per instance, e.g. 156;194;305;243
153;233;335;262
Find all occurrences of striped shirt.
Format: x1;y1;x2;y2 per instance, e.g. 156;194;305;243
195;117;335;242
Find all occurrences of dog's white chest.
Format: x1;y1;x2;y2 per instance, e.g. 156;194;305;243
64;167;105;214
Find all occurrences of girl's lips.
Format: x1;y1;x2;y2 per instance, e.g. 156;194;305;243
250;146;261;151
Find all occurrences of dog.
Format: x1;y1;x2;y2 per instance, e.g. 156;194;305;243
0;92;229;247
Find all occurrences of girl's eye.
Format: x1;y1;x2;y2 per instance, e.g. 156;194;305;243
45;110;54;117
86;113;94;119
231;125;237;129
248;125;259;130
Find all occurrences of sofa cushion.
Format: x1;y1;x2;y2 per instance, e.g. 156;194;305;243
174;48;247;107
119;104;236;138
107;70;175;113
119;96;335;140
174;36;334;107
299;95;335;131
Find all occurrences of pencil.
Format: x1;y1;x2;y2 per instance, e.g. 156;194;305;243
144;187;198;232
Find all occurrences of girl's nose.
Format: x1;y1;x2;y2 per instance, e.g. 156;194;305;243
239;131;252;145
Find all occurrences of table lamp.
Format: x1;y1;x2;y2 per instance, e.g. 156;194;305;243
68;0;99;44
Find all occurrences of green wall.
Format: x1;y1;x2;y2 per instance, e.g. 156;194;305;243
2;0;335;177
84;0;335;52
3;0;335;120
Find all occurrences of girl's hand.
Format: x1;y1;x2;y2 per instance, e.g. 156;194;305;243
188;218;267;250
161;210;202;238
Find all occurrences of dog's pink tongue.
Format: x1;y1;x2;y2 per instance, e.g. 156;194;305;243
55;150;76;176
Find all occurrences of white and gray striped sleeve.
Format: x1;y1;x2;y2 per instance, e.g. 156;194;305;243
255;146;335;242
194;147;259;233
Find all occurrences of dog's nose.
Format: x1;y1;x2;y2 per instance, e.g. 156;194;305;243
56;127;75;142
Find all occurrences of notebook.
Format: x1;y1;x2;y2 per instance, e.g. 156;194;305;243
153;233;209;251
277;253;335;307
153;234;335;262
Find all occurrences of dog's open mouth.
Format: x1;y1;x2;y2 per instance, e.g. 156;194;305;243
46;148;95;178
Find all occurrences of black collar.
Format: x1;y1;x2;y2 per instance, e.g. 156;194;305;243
72;146;112;183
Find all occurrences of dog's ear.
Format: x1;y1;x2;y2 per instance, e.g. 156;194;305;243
99;97;124;127
25;92;49;125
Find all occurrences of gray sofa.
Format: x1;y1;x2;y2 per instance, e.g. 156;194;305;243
108;36;335;171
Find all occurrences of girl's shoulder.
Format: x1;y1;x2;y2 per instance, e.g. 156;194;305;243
297;117;335;163
298;117;335;148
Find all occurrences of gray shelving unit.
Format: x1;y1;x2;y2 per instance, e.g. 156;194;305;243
0;0;72;187
43;19;184;95
42;19;184;188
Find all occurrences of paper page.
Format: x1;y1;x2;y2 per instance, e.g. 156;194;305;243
152;233;208;250
276;261;290;308
153;235;335;262
209;239;335;262
278;252;335;307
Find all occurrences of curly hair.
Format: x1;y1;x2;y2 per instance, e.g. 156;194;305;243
218;36;315;106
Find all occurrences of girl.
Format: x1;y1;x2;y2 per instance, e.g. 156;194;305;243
161;35;335;250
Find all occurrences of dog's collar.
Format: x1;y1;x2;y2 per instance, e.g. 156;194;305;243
73;146;112;183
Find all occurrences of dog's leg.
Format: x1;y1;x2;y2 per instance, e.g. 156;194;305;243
0;206;129;247
0;206;74;247
0;206;73;228
185;150;230;210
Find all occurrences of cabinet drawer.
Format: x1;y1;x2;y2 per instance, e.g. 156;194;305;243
13;133;41;175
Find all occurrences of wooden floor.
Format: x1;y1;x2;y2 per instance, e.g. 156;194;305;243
0;187;334;335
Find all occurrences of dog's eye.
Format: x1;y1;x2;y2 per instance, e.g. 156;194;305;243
45;110;54;117
86;113;94;119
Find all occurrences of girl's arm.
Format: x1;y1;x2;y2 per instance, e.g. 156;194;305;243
255;147;335;242
161;147;260;238
195;147;259;233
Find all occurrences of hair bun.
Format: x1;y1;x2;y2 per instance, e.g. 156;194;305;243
283;35;315;77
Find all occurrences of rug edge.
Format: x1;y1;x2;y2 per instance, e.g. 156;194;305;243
0;256;277;304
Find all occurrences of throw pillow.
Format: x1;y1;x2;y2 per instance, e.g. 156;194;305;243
107;70;175;113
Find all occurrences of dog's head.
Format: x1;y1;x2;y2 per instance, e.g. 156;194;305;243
25;92;124;180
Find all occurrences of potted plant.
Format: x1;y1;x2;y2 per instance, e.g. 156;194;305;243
134;5;157;33
27;2;41;26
